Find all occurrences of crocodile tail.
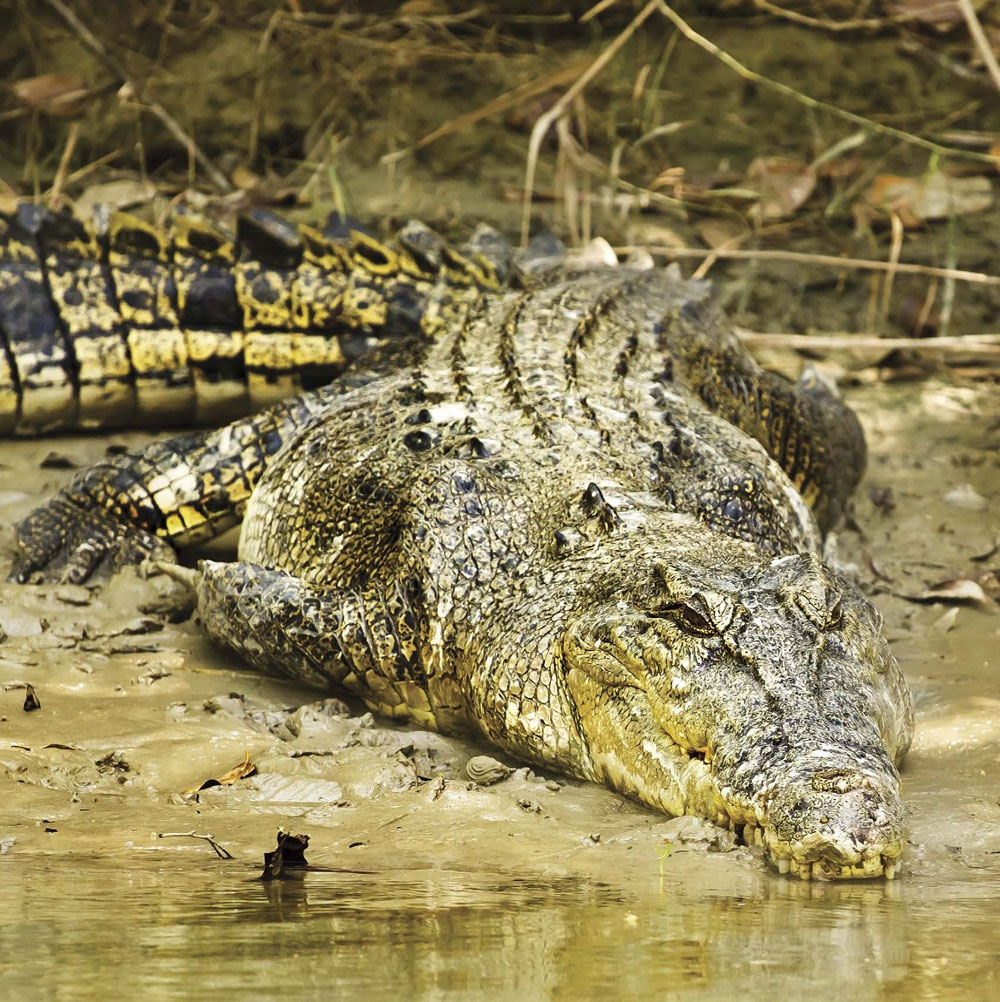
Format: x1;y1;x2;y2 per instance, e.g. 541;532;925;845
0;205;512;434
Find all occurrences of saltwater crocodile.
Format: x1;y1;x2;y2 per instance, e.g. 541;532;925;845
5;216;914;879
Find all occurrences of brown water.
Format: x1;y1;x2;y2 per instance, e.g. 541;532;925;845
1;378;998;1001
2;845;997;1000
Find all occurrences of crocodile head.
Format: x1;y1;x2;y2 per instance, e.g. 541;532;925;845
562;535;914;880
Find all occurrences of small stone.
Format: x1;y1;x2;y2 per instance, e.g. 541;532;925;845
465;755;513;786
53;585;93;606
0;611;43;638
40;451;77;469
943;484;987;511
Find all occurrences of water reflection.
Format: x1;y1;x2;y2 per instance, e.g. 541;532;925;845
2;855;997;1001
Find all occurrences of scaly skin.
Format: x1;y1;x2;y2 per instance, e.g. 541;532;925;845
0;205;506;433
8;263;913;878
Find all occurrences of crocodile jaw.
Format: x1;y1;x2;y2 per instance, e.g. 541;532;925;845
573;690;907;880
734;759;907;880
561;547;913;881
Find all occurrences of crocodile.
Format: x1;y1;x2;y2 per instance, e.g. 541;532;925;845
6;233;914;880
0;203;509;434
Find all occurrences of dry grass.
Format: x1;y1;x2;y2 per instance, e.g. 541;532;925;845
4;0;1000;364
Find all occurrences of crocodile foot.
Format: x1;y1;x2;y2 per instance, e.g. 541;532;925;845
8;494;175;585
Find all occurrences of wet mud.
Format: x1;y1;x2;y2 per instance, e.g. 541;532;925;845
0;374;998;1000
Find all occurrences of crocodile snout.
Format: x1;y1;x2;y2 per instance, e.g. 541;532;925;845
762;765;906;880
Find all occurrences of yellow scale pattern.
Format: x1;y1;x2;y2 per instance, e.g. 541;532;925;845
0;206;503;434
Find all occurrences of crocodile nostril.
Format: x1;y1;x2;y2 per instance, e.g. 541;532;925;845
810;769;865;795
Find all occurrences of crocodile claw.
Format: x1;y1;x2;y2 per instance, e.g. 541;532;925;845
8;494;175;585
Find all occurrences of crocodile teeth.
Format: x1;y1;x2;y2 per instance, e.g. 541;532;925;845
776;856;790;874
884;859;898;880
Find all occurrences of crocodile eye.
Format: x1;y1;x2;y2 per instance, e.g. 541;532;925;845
652;602;715;636
826;599;843;629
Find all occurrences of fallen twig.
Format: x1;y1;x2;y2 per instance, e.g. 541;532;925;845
384;57;592;164
521;0;659;246
752;0;950;33
47;120;79;208
957;0;1000;93
158;830;234;859
654;1;1000;169
620;244;1000;288
735;329;1000;354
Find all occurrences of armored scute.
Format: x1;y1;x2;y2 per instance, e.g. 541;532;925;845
5;212;914;879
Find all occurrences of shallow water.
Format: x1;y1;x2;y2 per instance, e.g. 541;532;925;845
2;849;998;1001
1;378;998;1001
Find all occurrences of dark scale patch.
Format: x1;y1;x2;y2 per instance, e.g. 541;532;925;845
581;482;621;533
250;275;282;306
260;424;288;458
352;473;395;505
236;212;303;270
181;272;240;328
452;472;477;494
113;226;161;258
694;471;788;552
487;459;520;481
398;223;446;272
61;285;83;308
404;408;434;426
352;236;394;272
300;364;349;392
403;428;440;452
615;330;639;379
120;288;151;313
470;437;498;458
384;282;429;336
184;227;227;256
553;528;583;557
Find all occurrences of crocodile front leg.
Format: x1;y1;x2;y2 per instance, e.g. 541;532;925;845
182;559;445;731
8;389;331;584
175;557;594;768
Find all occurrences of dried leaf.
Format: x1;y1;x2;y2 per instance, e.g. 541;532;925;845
23;684;41;712
863;550;894;583
0;182;19;215
745;157;815;221
398;0;448;15
943;483;988;511
906;578;993;607
630;221;688;251
74;179;158;221
260;830;310;880
13;73;93;116
866;172;993;227
184;751;256;795
696;217;748;250
886;0;965;30
230;164;264;193
651;166;686;196
971;536;1000;562
929;606;960;633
